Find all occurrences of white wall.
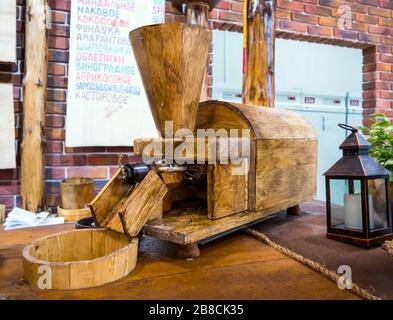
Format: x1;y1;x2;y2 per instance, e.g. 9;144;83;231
276;39;362;96
212;30;243;95
212;30;362;97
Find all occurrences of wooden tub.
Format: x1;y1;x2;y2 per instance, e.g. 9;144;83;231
22;229;138;290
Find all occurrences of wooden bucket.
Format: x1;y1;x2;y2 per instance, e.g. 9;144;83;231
59;177;94;221
60;177;94;209
22;229;138;290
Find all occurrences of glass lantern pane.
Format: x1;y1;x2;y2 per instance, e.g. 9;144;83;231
330;179;362;230
368;179;388;230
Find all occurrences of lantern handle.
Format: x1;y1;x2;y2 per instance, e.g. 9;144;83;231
338;123;358;133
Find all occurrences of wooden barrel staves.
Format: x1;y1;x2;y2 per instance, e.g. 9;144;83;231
59;177;94;221
22;229;138;290
57;206;91;221
60;177;94;209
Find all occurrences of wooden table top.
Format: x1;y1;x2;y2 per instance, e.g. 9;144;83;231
0;220;358;300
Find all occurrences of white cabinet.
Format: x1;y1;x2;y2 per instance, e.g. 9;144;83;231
276;93;362;200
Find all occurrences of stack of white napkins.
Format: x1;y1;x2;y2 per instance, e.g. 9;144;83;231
3;207;64;230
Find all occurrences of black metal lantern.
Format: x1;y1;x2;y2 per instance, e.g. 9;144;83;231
324;124;393;247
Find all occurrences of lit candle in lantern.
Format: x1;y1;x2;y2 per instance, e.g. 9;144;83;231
344;193;375;230
344;193;362;230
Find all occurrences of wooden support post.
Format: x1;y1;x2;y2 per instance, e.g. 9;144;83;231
242;0;276;107
21;0;49;212
178;243;201;259
287;205;301;216
186;1;209;27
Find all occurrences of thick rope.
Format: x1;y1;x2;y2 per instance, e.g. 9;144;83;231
244;227;382;300
383;240;393;257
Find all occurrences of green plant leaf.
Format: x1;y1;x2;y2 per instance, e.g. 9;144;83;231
372;120;391;128
364;113;393;172
371;113;389;118
384;159;393;166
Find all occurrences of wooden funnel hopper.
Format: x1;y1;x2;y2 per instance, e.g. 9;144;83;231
130;23;212;135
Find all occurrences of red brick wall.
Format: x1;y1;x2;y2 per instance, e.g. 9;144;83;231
0;0;392;212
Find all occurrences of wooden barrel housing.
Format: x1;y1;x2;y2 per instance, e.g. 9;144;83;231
22;229;138;290
196;101;317;214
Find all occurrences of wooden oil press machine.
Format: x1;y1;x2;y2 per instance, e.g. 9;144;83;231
88;22;317;259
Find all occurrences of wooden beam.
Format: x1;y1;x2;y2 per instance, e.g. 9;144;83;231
242;0;276;107
21;0;49;212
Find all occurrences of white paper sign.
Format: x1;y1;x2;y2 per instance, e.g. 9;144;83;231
66;0;164;147
0;0;17;63
0;83;16;169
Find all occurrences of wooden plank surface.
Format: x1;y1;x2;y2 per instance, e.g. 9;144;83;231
96;170;168;234
0;84;16;169
0;215;358;300
107;170;167;235
143;200;310;245
255;139;317;211
207;161;248;219
0;0;16;63
89;169;134;227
